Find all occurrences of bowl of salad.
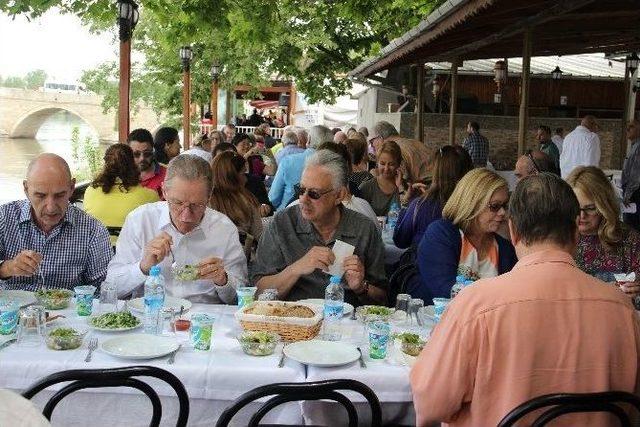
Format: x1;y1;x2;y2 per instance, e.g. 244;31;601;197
45;326;87;350
355;305;395;323
35;289;74;310
88;311;141;331
237;331;279;356
172;264;199;282
394;332;426;357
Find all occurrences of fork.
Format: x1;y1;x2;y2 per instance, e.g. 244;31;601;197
169;246;177;271
356;347;367;368
167;344;181;364
85;338;98;362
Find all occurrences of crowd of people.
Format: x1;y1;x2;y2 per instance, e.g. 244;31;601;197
1;115;640;425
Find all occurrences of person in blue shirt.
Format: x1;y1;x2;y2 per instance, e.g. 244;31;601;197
394;145;473;249
268;125;334;210
415;168;517;303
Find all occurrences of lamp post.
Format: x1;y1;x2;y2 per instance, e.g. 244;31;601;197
551;66;563;80
626;52;640;76
210;61;221;129
117;0;139;143
180;46;193;150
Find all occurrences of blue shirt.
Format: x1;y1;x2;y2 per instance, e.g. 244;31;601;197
0;200;112;291
275;145;305;164
393;196;443;249
269;148;315;211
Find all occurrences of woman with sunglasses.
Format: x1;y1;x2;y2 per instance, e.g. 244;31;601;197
415;168;517;303
359;140;404;216
566;166;640;300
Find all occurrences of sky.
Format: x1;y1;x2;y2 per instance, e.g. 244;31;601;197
0;9;117;83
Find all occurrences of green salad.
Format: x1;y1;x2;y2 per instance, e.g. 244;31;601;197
240;331;277;344
362;306;392;316
35;289;73;309
46;327;84;350
394;332;425;357
49;327;78;338
238;331;279;356
173;264;199;281
89;312;140;329
394;332;421;344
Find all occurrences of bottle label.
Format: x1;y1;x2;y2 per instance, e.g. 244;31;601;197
324;302;344;320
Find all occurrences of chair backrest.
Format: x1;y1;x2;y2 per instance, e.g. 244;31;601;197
498;391;640;427
22;365;189;427
215;379;382;427
106;226;122;237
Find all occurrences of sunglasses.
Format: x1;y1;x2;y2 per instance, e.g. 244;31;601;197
294;184;334;200
526;151;540;174
579;204;599;216
487;202;508;213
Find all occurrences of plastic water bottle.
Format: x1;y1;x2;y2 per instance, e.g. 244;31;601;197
323;275;344;341
144;265;165;335
450;275;466;298
386;200;400;231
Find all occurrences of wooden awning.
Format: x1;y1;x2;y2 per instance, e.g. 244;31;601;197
350;0;640;78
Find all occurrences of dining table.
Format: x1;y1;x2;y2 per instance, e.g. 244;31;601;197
0;298;428;426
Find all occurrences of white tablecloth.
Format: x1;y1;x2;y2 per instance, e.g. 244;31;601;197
0;302;422;426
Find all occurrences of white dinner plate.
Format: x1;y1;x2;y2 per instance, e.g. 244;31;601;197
101;334;179;360
0;290;36;308
283;340;360;367
128;297;192;317
87;315;142;332
299;299;354;317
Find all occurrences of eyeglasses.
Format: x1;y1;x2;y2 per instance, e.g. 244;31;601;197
132;151;153;158
294;184;334;200
167;198;208;212
487;202;508;213
579;204;599;216
526;150;540;174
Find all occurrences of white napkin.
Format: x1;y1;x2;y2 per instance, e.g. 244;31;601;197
622;203;637;214
326;240;355;278
614;272;636;282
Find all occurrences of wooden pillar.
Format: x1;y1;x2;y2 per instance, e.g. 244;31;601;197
210;78;219;129
620;70;633;167
118;39;131;143
448;61;459;145
182;68;191;150
289;85;297;126
517;28;532;156
225;88;233;125
416;64;425;142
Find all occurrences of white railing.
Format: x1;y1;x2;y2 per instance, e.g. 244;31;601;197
198;124;285;139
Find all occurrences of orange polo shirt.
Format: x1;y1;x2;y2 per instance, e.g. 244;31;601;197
410;249;640;426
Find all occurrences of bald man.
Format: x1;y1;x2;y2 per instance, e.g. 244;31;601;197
514;150;559;183
0;153;111;291
559;115;601;178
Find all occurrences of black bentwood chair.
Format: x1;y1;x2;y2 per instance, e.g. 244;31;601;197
22;365;189;427
497;391;640;427
215;379;382;427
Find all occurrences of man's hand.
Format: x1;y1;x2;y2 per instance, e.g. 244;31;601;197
198;257;228;286
0;250;42;279
343;255;365;292
619;281;640;298
291;247;334;276
140;232;173;275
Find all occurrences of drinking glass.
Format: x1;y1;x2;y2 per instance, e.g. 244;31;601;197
16;306;46;347
395;294;411;321
408;298;424;325
74;285;96;316
368;320;390;359
236;287;257;308
258;288;278;301
0;299;19;335
190;313;215;351
99;281;118;313
432;298;451;322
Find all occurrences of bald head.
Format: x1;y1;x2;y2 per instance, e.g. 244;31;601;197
514;151;558;182
26;153;72;183
581;115;599;132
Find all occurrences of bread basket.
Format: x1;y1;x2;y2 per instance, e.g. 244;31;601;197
235;301;324;342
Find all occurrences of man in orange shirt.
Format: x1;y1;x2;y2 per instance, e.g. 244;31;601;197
411;173;640;426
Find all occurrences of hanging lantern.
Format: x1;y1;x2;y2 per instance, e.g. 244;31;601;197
551;66;563;80
432;75;441;97
626;52;639;76
493;60;507;91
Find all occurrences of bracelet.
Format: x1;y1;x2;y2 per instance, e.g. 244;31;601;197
355;280;370;296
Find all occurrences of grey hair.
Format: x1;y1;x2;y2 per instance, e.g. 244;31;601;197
165;154;213;194
372;121;399;139
294;127;309;147
281;131;299;146
304;149;348;190
307;125;334;149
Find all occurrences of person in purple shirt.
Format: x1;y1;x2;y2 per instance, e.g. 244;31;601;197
394;145;473;249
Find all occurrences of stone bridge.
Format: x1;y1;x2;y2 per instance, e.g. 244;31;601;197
0;88;164;142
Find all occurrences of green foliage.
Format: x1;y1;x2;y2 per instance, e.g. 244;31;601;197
3;0;445;108
2;76;25;88
70;126;102;181
24;69;47;89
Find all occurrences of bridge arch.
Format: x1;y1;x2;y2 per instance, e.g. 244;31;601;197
9;107;102;140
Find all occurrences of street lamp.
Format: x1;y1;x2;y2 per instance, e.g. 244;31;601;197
180;46;193;150
551;65;563;80
210;61;221;129
493;60;507;92
117;0;139;142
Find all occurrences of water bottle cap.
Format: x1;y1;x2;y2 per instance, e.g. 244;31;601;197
329;275;342;284
455;275;466;283
149;265;161;276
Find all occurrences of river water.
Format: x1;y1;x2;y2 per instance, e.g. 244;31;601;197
0;111;109;204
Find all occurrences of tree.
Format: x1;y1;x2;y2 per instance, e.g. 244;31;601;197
2;76;25;88
3;0;444;115
23;69;47;89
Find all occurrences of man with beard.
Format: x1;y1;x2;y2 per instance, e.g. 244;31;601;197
252;149;387;306
127;128;167;199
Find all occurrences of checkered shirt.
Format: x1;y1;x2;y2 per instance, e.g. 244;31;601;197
462;131;490;167
0;200;112;291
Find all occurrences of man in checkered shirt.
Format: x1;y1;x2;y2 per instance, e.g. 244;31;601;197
461;121;490;168
0;154;111;291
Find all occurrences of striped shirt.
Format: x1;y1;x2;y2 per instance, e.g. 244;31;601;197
0;200;112;291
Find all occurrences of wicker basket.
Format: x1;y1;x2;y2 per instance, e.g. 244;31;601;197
235;301;324;342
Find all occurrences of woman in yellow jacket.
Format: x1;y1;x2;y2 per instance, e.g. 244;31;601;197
84;144;159;243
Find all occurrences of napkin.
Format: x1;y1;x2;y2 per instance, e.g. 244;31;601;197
614;272;636;282
622;203;637;214
326;240;355;278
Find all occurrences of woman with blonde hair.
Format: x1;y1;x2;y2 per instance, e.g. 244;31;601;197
209;151;263;258
566;166;640;299
415;168;517;302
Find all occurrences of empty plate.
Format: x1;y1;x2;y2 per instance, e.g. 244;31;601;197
101;334;179;360
127;296;192;317
283;340;359;367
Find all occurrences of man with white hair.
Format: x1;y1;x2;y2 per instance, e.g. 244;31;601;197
269;125;334;211
275;131;304;164
559;115;601;178
254;150;387;305
107;154;247;303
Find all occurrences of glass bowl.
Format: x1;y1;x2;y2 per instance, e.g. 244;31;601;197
355;305;395;323
237;331;279;356
45;326;87;351
172;264;199;281
35;288;74;310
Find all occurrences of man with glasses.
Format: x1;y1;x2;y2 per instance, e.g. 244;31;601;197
127;128;167;199
559;115;601;178
253;150;387;306
622;119;640;230
106;154;247;303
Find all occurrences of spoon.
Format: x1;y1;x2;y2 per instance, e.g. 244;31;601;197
169;246;177;270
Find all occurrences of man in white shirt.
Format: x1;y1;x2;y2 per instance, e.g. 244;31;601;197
551;127;564;154
107;154;248;304
559;115;600;178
